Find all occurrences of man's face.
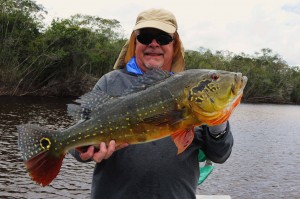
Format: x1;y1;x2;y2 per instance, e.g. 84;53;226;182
135;28;174;72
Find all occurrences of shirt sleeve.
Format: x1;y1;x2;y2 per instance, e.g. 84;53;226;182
194;121;234;164
93;74;108;92
69;75;109;162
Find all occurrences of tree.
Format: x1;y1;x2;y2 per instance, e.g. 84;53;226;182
184;47;300;104
17;14;126;95
0;0;45;88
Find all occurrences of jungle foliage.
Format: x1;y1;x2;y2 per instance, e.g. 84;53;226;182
1;0;126;95
185;48;300;104
1;0;299;104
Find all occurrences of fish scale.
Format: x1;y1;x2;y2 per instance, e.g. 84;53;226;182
17;68;247;186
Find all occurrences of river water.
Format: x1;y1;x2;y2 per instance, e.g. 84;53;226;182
0;96;299;199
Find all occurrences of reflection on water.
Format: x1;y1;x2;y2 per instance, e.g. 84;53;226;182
1;96;300;198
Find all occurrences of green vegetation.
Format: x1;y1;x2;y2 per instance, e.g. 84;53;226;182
1;0;126;96
1;0;299;104
185;48;300;104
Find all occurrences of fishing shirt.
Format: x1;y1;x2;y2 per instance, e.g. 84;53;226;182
71;60;234;199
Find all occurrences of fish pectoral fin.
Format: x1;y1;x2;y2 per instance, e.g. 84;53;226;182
143;109;184;126
171;128;194;154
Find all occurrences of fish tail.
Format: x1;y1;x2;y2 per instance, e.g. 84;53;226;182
17;124;65;186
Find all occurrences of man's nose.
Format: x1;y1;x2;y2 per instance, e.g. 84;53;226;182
148;38;160;47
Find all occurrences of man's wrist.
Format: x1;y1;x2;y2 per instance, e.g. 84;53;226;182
208;121;228;139
210;129;227;139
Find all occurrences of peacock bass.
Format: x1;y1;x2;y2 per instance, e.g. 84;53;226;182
17;68;247;186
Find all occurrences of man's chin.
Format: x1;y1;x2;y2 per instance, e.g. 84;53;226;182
145;63;163;69
146;65;162;69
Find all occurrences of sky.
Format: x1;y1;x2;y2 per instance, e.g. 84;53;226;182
35;0;300;66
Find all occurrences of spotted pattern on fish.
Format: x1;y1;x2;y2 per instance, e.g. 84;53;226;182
17;68;248;186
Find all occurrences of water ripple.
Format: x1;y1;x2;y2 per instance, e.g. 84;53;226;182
1;97;300;198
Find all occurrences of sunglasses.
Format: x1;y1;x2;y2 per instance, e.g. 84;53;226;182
136;33;173;46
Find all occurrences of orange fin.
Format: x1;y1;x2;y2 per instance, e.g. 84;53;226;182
25;151;65;186
171;128;194;154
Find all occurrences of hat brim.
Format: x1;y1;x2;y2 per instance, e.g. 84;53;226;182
133;20;176;34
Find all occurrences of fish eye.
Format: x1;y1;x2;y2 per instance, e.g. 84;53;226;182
40;137;51;150
210;73;219;81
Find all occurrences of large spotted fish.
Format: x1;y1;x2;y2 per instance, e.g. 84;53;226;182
18;68;247;186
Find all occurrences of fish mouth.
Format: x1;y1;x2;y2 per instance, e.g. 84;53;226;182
231;84;236;95
231;75;248;95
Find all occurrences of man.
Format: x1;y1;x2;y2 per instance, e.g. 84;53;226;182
71;8;233;199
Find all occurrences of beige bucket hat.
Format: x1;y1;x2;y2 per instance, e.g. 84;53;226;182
113;8;185;72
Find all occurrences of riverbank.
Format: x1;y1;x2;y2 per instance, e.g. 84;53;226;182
243;95;298;105
0;75;98;97
1;83;298;105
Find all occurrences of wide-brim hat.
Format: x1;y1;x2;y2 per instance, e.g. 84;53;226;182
113;8;185;72
133;8;177;33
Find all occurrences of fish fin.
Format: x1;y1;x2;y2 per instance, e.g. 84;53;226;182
143;109;185;126
25;150;65;186
67;90;113;121
171;128;194;154
123;68;171;95
17;124;65;186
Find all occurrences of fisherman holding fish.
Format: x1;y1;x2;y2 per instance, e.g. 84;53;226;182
72;8;234;198
18;7;247;198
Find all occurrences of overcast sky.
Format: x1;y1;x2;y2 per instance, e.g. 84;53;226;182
35;0;300;66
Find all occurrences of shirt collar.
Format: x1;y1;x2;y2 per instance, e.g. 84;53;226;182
126;56;143;75
125;56;175;75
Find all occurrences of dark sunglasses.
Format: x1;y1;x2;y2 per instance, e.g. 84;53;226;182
136;33;173;46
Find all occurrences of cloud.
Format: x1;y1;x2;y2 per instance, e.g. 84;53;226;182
35;0;300;66
282;3;300;14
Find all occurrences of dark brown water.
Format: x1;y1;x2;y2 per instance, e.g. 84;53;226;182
1;96;300;198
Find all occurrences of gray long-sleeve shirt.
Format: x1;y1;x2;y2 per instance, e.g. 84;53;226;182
71;68;233;199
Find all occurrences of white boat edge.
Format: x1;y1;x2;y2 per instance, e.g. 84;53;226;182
196;195;231;199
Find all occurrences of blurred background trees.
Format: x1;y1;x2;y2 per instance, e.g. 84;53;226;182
185;48;300;104
1;0;125;95
1;0;299;104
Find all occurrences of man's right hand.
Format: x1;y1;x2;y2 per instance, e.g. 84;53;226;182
79;140;129;163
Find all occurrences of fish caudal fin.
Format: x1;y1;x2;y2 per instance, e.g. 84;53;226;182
25;148;65;186
171;128;194;154
17;124;65;186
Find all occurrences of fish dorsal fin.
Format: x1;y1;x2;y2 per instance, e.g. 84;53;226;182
67;90;114;121
68;69;171;121
123;68;171;95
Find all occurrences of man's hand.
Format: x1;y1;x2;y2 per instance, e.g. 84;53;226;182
79;140;129;163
